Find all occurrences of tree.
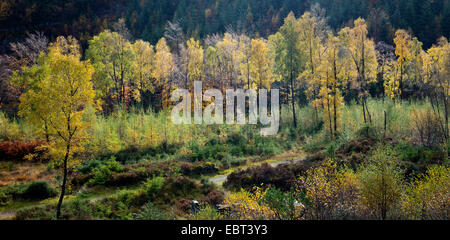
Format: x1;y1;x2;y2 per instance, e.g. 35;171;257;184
297;10;329;126
358;146;403;220
153;37;175;109
408;37;425;92
249;38;274;90
238;34;252;90
422;37;450;140
216;33;241;89
383;59;402;100
339;18;378;124
181;38;204;88
385;34;424;101
316;34;347;138
205;45;220;88
271;12;304;128
18;36;95;219
11;36;80;143
12;54;52;142
131;40;155;104
1;32;48;113
393;29;412;100
268;32;288;108
86;30;135;110
375;41;395;100
164;20;185;55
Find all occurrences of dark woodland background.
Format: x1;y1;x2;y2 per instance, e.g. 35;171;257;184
1;0;449;53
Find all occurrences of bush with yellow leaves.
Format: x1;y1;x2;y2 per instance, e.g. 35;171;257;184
222;187;276;220
401;165;450;220
298;159;360;220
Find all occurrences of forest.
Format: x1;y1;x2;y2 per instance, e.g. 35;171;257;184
0;1;448;220
1;0;450;50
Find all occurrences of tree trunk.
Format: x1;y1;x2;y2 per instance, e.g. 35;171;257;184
384;110;387;139
290;71;297;128
44;120;50;143
56;143;70;219
333;90;337;138
443;92;449;140
399;61;404;101
365;97;372;124
362;99;367;124
332;54;338;138
327;98;333;137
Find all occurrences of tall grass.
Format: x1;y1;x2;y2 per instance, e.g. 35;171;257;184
340;98;437;140
0;112;35;142
83;107;266;161
1;98;442;162
281;98;444;152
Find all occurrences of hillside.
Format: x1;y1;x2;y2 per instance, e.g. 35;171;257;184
1;0;450;52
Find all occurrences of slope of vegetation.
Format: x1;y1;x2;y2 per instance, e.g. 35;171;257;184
1;0;449;50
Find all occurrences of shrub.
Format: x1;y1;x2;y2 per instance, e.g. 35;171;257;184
0;190;9;206
227;132;246;145
85;157;126;186
77;159;103;174
261;141;281;156
180;161;219;176
78;157;123;175
189;205;223;220
0;181;57;204
105;157;124;172
179;162;193;175
67;198;93;220
0;184;26;204
303;133;327;153
192;162;219;175
169;177;198;196
0;140;47;162
223;188;276;220
176;198;193;214
356;124;380;140
201;190;224;206
224;162;311;191
144;176;164;196
20;181;58;200
261;188;301;220
401;165;450;220
298;160;360;220
15;205;55;220
338;138;375;155
135;202;168;220
108;170;147;186
89;165;112;185
111;188;148;208
7;162;13;171
358;145;404;220
410;109;446;147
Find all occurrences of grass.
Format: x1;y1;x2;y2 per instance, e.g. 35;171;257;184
0;161;56;187
0;98;447;219
0;185;124;219
283;98;447;153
